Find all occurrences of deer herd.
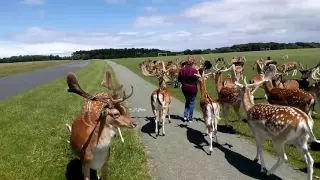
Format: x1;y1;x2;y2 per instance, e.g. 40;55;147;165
140;55;320;180
63;55;320;180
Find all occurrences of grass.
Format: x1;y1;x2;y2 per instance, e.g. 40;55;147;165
0;60;72;77
112;48;320;176
0;60;150;180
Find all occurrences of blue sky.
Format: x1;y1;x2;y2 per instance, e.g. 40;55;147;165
0;0;320;57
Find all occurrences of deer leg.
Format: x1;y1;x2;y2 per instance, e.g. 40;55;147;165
232;104;241;133
252;130;267;173
292;69;297;76
162;107;168;136
204;114;213;155
82;162;91;180
101;147;111;180
167;106;171;123
266;142;287;176
153;109;159;135
295;136;314;180
222;104;230;128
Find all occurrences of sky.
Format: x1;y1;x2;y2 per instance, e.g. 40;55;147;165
0;0;320;57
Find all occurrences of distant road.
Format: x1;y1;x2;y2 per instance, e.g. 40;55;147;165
0;60;90;101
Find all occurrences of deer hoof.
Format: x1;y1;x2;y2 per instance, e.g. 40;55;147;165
259;168;268;177
253;158;258;163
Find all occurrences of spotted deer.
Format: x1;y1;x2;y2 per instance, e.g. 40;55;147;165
277;61;298;76
213;64;242;132
65;72;137;180
194;70;220;155
264;64;315;117
151;61;172;137
234;74;320;180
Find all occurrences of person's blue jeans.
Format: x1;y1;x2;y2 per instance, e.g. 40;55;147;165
182;91;197;121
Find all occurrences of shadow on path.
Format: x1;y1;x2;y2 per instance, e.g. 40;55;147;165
215;142;283;180
177;124;210;155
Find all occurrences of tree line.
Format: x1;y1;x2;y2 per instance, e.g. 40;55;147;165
1;42;320;63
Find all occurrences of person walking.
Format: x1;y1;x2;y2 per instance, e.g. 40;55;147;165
178;58;198;122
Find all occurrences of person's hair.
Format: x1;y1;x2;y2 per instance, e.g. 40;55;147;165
267;57;271;60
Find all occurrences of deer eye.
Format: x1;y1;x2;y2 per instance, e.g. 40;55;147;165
113;113;120;118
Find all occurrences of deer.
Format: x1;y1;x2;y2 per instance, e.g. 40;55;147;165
234;72;320;180
277;62;298;76
281;54;289;60
213;64;242;132
249;58;278;95
194;69;220;155
263;64;316;117
211;61;242;88
151;61;172;137
270;61;314;90
65;71;137;180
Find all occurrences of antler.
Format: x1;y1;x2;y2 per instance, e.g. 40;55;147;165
234;64;276;88
67;72;134;105
67;72;95;100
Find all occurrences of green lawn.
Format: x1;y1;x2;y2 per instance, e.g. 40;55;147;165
0;60;72;77
0;60;150;180
112;48;320;176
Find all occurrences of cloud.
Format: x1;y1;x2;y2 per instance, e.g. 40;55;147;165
144;7;158;13
181;0;320;36
23;0;44;5
134;16;172;28
2;0;320;57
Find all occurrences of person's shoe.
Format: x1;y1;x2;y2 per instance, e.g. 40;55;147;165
188;117;193;123
183;117;188;121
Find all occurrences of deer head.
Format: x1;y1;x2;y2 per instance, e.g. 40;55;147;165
298;61;320;80
66;72;136;128
234;64;276;102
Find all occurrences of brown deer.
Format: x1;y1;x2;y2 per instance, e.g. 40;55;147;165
211;62;241;89
264;64;315;117
234;75;320;180
65;71;137;180
277;62;298;76
151;61;172;137
194;69;220;155
213;64;242;132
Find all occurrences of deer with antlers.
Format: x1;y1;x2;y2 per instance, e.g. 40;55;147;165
151;61;172;136
65;71;137;180
263;64;316;117
234;68;320;180
212;60;244;88
195;69;220;155
213;64;242;132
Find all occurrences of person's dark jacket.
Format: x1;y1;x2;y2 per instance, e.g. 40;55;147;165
178;65;198;94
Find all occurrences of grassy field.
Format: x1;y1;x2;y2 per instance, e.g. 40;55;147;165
0;60;72;77
0;60;150;180
113;48;320;176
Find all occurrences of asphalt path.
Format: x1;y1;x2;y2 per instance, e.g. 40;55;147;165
106;60;307;180
0;60;89;101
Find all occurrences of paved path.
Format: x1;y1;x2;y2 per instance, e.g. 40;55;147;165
106;60;307;180
0;60;89;101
